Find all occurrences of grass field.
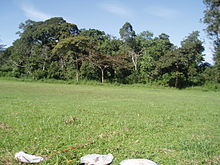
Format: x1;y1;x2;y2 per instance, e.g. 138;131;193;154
0;79;219;164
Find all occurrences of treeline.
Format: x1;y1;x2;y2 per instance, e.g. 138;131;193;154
0;17;218;88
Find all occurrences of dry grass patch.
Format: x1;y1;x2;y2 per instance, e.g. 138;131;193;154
206;155;220;165
0;122;11;129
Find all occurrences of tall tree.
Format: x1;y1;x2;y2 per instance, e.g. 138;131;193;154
203;0;220;82
136;31;154;81
30;17;79;48
181;31;205;84
52;36;90;81
156;31;204;88
143;33;173;80
181;31;204;65
0;39;6;66
119;22;141;72
10;17;79;78
156;48;188;88
80;29;128;82
0;44;11;72
88;37;127;83
79;29;111;82
119;22;136;44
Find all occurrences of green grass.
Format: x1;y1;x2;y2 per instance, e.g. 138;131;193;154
0;79;219;164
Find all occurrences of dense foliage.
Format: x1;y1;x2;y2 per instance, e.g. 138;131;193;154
0;17;217;88
203;0;220;82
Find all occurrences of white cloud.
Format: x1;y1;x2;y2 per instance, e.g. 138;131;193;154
100;3;132;17
146;6;178;19
21;4;51;21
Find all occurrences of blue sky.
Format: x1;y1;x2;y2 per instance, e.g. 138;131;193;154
0;0;214;64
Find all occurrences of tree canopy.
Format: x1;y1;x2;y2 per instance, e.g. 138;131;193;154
0;17;216;88
203;0;220;82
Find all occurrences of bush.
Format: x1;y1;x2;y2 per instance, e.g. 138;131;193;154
0;71;21;78
202;67;218;83
203;82;220;91
32;70;47;80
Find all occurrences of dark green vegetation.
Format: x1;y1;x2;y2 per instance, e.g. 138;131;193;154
0;0;219;88
0;16;218;88
0;80;219;164
202;0;220;82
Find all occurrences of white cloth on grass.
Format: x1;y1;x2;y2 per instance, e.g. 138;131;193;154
15;151;44;163
80;153;113;165
120;159;158;165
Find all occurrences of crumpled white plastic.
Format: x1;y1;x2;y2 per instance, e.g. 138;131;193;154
80;153;114;165
15;151;44;163
119;159;158;165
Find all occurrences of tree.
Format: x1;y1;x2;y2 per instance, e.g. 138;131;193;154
142;33;173;81
0;45;11;73
135;31;154;81
79;29;128;83
119;22;142;72
181;31;205;85
120;45;140;72
203;0;220;82
88;49;113;83
203;0;220;41
79;29;111;82
156;48;188;88
10;17;79;79
181;31;204;64
0;39;6;66
0;17;210;86
155;31;205;88
119;22;136;43
29;17;78;48
87;37;127;83
159;33;170;40
80;29;106;41
137;31;154;40
52;36;90;81
10;39;31;75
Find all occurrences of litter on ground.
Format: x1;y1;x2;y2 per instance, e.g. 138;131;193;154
15;150;158;165
80;153;114;165
119;159;158;165
15;151;44;163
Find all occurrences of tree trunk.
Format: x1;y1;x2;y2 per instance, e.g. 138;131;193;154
101;68;104;83
130;50;138;71
43;61;45;71
132;55;137;71
175;63;179;88
175;73;179;88
76;70;79;82
75;62;79;82
60;58;64;69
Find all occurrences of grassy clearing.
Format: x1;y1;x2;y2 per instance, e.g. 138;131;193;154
0;79;219;164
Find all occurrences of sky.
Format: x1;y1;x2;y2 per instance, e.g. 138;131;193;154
0;0;214;64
